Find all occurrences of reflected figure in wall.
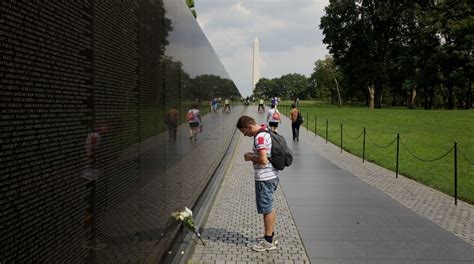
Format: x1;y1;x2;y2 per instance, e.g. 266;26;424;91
187;103;201;141
165;106;179;142
195;98;201;108
81;125;109;257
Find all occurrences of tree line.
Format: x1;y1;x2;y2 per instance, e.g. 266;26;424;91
322;0;472;109
255;0;472;109
162;56;240;103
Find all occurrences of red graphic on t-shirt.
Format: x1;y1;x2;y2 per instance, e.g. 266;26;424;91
257;136;264;145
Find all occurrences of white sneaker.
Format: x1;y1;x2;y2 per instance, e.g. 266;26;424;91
251;239;277;252
256;236;279;245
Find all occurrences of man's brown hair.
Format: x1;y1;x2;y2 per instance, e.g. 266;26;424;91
236;116;256;129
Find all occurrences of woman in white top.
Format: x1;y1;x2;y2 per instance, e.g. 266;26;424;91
187;104;202;141
266;104;281;132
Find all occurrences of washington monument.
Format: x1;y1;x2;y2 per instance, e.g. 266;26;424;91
252;36;260;92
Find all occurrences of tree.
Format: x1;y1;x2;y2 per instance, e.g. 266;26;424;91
433;0;473;109
320;1;420;108
320;0;473;109
161;56;189;101
254;78;277;98
191;74;240;100
185;0;197;18
390;1;441;109
307;72;318;99
254;75;309;99
276;74;309;99
312;56;343;105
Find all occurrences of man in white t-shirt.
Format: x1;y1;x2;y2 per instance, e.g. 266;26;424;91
236;116;279;252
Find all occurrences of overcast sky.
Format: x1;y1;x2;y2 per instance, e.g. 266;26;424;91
195;0;330;97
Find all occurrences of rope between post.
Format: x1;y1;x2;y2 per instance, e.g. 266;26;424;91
400;139;454;162
458;147;474;166
343;129;364;140
366;132;397;148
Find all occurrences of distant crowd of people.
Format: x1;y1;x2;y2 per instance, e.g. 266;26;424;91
163;96;304;143
163;97;237;142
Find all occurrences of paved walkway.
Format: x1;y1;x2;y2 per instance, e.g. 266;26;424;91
188;106;474;263
188;121;309;263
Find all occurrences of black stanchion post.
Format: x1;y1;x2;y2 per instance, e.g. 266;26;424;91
325;119;328;144
314;116;318;137
306;112;309;131
340;123;343;153
454;142;458;205
396;133;400;178
314;115;317;137
362;127;366;163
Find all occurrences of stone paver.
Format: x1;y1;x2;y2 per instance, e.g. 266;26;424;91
296;116;474;246
188;131;310;263
188;105;474;263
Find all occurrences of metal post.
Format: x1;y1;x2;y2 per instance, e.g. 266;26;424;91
314;116;317;137
325;119;328;144
314;116;318;137
454;142;458;205
340;123;343;153
362;127;366;162
396;133;399;178
306;112;309;131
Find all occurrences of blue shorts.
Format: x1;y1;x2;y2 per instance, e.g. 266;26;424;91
255;178;279;214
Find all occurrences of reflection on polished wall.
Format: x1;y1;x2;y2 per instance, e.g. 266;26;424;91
0;0;241;262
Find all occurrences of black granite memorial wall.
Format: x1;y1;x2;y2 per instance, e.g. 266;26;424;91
0;0;240;262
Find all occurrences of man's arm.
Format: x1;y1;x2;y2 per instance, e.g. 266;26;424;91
255;149;269;165
244;150;269;165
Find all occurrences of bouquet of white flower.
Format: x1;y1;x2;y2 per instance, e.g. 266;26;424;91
171;207;206;246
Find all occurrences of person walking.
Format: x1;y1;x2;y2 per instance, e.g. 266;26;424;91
270;97;279;109
165;106;179;142
266;104;281;132
288;104;301;141
211;97;219;113
187;104;201;141
236;116;279;252
258;98;265;113
224;98;231;113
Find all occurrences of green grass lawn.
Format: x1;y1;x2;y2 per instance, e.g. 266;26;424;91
280;101;474;204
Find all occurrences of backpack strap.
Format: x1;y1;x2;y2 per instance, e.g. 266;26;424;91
254;128;268;138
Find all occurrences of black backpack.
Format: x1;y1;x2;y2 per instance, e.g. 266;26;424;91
254;129;293;170
297;111;304;124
